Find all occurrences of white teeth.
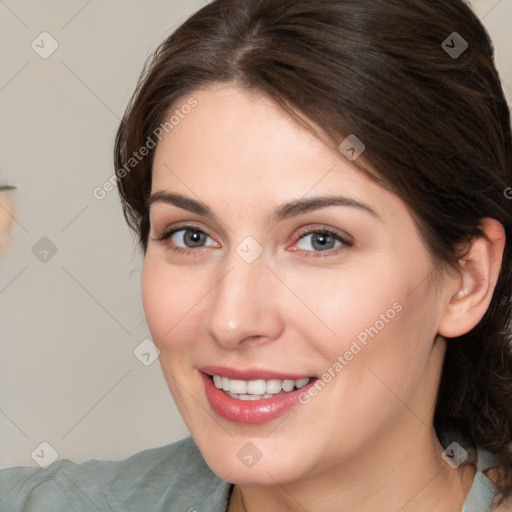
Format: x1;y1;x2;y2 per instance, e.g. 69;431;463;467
212;375;312;397
227;392;261;400
229;379;247;394
266;379;282;394
295;378;310;389
227;392;276;401
282;379;295;392
246;379;266;395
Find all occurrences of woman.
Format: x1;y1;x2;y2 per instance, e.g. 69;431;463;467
1;0;511;510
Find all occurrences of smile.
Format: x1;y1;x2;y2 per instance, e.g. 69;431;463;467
212;375;311;400
199;366;318;424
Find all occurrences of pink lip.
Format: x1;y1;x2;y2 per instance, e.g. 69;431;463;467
199;365;313;381
199;369;317;424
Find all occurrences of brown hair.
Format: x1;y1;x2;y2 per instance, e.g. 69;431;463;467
114;0;512;503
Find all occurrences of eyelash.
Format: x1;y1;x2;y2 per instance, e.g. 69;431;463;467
153;225;353;257
294;227;353;257
153;225;214;256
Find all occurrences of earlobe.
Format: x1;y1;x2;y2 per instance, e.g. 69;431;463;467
438;218;505;339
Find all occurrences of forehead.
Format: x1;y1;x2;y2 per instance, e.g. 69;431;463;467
151;85;403;221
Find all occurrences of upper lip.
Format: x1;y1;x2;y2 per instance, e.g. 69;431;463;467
200;365;315;381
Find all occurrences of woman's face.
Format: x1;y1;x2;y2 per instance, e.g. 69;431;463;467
142;84;450;485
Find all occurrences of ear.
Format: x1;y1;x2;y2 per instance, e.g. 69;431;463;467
438;218;506;338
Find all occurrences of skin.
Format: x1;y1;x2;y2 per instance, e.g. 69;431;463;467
142;84;505;512
0;190;15;258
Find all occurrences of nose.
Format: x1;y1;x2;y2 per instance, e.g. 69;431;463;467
205;252;284;350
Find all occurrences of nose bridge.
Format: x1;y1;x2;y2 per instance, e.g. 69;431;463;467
206;248;283;348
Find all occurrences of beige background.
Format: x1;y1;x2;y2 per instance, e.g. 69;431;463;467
0;0;511;467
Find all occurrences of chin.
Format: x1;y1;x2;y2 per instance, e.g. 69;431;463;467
194;435;308;485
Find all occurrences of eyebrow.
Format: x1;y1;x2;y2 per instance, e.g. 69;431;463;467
149;191;212;217
271;196;380;222
148;192;381;222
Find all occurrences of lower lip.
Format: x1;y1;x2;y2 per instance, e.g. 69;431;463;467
200;372;316;424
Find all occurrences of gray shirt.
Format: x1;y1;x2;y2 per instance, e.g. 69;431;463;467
0;436;500;511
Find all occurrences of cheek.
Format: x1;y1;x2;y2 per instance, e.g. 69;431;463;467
141;255;204;350
287;251;437;375
141;256;207;417
324;271;439;416
290;272;438;454
282;259;405;351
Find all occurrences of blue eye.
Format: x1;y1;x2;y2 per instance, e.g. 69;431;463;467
295;229;351;253
154;225;352;257
173;229;214;248
157;227;217;249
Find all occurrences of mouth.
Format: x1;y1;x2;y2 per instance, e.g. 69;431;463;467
209;374;312;400
199;366;318;424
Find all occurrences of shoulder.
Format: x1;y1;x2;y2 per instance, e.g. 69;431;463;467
438;429;508;512
462;447;508;512
0;437;232;512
